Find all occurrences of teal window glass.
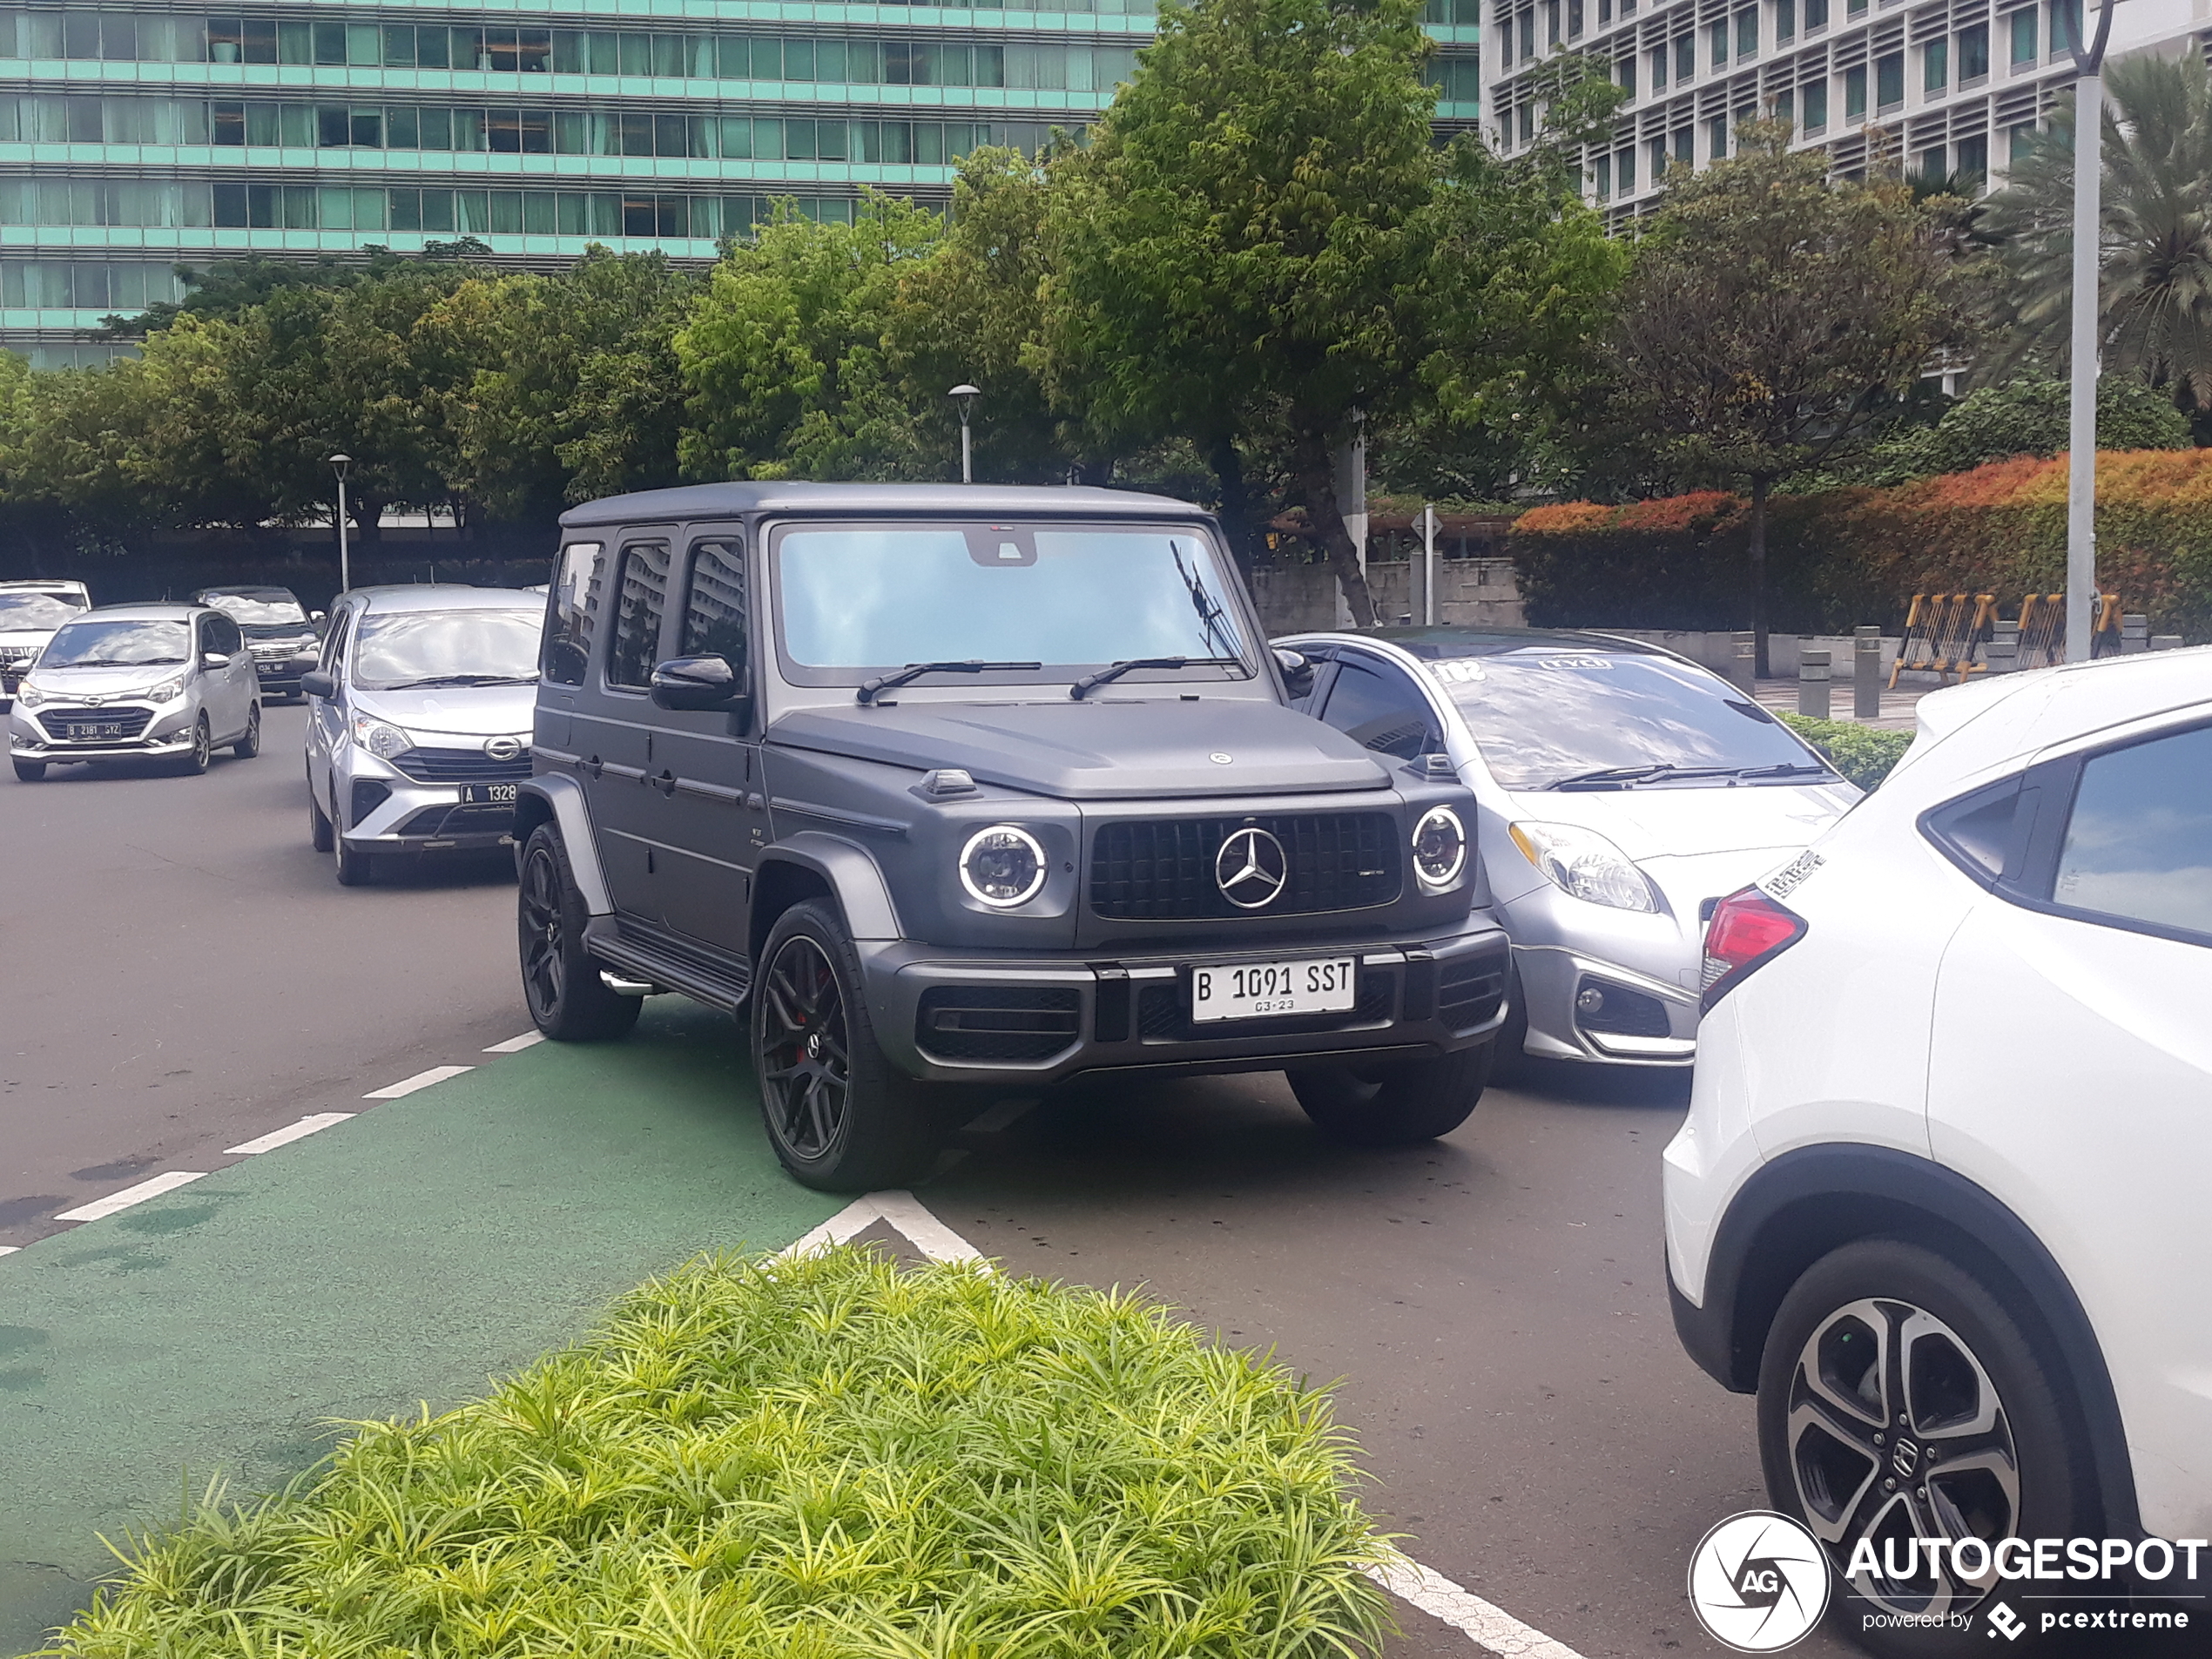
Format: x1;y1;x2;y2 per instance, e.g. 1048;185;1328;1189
347;23;378;65
552;30;582;72
1736;9;1757;57
2011;9;2037;64
1803;78;1828;128
1807;0;1828;27
1777;0;1796;42
1674;34;1693;79
1876;50;1903;107
383;25;415;68
418;107;451;149
388;106;418;147
312;20;344;65
1844;64;1866;117
1925;38;1947;91
416;26;448;69
2051;0;2080;54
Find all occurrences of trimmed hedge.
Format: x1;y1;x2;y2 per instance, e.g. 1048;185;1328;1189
1511;450;2212;641
1778;713;1912;791
43;1246;1394;1659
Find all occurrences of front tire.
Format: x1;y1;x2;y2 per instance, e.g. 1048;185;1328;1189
233;704;260;759
516;824;640;1042
1289;1041;1493;1145
175;714;212;776
333;818;374;887
11;759;44;782
308;785;334;852
752;899;937;1192
1757;1238;2099;1657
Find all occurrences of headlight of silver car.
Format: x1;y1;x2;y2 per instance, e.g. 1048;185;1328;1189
1508;821;1659;913
959;824;1047;908
144;676;185;704
352;715;414;760
17;680;50;707
1411;806;1468;887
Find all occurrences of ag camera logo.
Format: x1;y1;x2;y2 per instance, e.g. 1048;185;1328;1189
1688;1511;1831;1652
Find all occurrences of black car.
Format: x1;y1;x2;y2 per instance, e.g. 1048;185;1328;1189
516;483;1511;1190
190;585;324;699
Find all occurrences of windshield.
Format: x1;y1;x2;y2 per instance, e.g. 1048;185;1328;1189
0;593;87;631
40;618;192;669
1421;648;1829;789
351;610;543;691
200;590;307;626
772;523;1250;679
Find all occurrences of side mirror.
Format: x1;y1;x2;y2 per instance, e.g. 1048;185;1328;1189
1273;647;1316;699
310;610;326;623
650;654;751;716
300;670;338;700
200;651;232;670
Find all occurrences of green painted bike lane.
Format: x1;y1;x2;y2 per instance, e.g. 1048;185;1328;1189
0;1001;843;1654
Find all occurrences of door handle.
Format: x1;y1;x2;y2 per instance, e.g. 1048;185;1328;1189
655;768;678;798
585;754;603;779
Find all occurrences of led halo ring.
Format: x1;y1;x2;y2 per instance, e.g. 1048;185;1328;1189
1411;806;1468;887
958;823;1049;908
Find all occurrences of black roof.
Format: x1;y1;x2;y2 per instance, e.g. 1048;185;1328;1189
1349;626;1669;658
557;481;1209;529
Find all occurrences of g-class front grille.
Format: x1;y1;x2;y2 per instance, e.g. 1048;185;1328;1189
389;747;531;784
1090;813;1400;921
916;986;1082;1064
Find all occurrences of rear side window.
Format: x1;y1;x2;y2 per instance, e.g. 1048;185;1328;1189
679;539;747;670
1921;778;2031;885
1320;657;1439;761
2050;723;2212;941
606;543;671;691
320;609;352;672
542;540;603;686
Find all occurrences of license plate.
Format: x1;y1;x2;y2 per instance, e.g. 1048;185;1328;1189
1190;956;1359;1023
460;782;519;806
64;722;125;741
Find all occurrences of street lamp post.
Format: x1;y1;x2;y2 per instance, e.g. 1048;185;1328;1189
948;384;981;484
2065;0;2120;664
329;453;353;596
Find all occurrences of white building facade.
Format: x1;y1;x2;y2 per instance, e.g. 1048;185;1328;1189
1485;0;2209;219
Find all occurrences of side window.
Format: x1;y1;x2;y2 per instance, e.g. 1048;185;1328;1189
605;542;672;691
542;539;604;687
2048;723;2212;942
1318;657;1440;761
208;614;243;656
1922;777;2030;886
196;614;219;657
320;609;352;673
679;538;747;671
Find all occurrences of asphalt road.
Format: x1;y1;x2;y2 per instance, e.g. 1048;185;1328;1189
0;701;1856;1657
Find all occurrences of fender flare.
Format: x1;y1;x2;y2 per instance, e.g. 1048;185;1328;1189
1689;1143;2142;1539
754;830;901;942
516;773;611;916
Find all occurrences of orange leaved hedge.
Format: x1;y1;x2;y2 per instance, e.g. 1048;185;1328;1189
1510;451;2212;639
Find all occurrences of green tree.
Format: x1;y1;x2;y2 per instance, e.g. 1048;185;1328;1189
1608;122;1980;670
676;197;943;482
1980;52;2212;435
1858;370;2190;482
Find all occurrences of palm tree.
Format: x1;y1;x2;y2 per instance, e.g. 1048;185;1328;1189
1979;51;2212;429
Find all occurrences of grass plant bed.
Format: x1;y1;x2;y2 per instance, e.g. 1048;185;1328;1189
42;1245;1393;1659
1778;711;1913;790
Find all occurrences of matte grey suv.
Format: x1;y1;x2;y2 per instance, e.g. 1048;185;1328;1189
516;484;1511;1190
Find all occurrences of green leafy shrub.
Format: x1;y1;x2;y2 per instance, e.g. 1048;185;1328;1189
1780;712;1912;790
1857;374;2190;486
43;1246;1394;1659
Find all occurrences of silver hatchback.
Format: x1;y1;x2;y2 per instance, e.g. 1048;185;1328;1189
1278;628;1860;1068
8;603;261;780
302;585;543;885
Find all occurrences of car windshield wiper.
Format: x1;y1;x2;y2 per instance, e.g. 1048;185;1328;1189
1068;655;1243;700
856;660;1042;705
1546;763;1685;789
58;657;185;668
375;673;538;689
1730;762;1835;779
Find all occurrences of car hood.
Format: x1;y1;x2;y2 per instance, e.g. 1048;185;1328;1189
771;698;1393;799
1494;779;1858;860
18;663;191;697
352;684;538;738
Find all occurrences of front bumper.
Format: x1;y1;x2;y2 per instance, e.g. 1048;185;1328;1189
860;916;1512;1086
1495;881;1701;1066
8;702;196;762
336;753;518;853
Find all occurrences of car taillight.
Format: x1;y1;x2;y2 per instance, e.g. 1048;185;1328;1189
1700;887;1807;1013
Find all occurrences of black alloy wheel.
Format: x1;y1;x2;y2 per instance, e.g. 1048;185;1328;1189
516;824;639;1042
1758;1239;2099;1657
752;900;936;1192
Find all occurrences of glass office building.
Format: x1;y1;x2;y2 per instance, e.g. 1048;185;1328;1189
1;3;1480;367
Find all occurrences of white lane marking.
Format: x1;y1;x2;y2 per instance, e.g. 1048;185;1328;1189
362;1065;474;1100
772;1194;889;1261
0;1245;17;1256
55;1170;209;1223
225;1112;355;1156
1364;1556;1589;1658
482;1032;544;1054
846;1194;1588;1659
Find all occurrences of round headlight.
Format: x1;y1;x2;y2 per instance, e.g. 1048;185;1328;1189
353;715;413;760
1412;806;1468;887
959;824;1047;908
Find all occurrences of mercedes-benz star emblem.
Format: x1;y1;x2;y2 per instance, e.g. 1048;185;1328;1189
484;735;523;761
1214;826;1288;909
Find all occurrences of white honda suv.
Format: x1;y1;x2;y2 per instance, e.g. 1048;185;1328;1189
1665;648;2210;1652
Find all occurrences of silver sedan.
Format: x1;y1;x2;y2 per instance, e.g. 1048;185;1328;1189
1276;627;1859;1069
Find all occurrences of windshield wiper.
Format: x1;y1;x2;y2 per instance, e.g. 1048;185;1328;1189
59;657;185;668
856;660;1042;705
376;673;538;689
1547;764;1684;789
1069;655;1242;700
1730;762;1835;779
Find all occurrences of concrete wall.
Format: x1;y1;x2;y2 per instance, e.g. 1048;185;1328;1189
1249;558;1525;637
1594;630;1904;681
